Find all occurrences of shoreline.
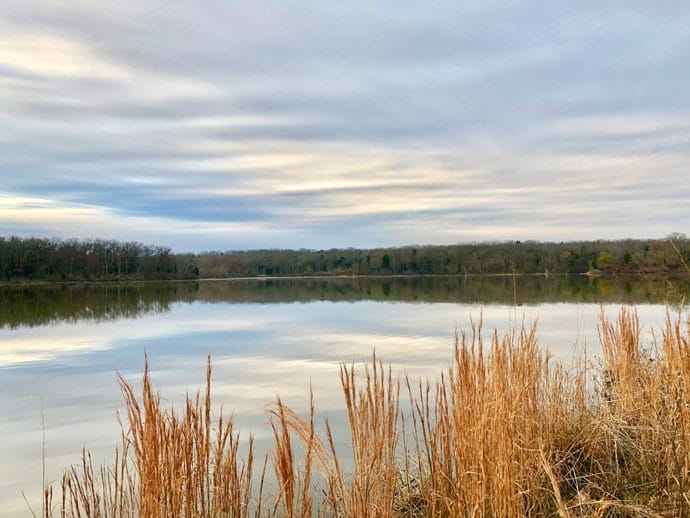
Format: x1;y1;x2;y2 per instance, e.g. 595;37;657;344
3;271;684;288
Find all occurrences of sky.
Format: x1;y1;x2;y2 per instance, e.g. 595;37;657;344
1;1;689;252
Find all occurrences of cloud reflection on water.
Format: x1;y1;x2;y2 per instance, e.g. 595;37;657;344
0;297;678;517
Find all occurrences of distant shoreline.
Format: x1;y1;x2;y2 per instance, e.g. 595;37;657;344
2;270;682;288
2;235;688;284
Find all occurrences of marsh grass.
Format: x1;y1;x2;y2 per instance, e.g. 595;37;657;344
45;309;690;517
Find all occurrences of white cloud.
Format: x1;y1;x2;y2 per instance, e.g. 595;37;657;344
1;2;689;249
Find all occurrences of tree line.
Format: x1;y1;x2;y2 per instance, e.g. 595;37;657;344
1;235;688;283
197;235;690;278
0;236;198;282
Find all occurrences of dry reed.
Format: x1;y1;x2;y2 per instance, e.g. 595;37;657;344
47;353;254;517
44;308;690;517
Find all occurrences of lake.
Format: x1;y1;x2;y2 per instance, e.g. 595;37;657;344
1;275;688;517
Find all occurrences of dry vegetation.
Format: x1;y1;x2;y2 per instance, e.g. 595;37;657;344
42;308;690;517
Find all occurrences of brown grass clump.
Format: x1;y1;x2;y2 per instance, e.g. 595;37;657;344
329;355;401;516
47;353;255;517
405;319;579;516
592;308;690;515
44;308;690;517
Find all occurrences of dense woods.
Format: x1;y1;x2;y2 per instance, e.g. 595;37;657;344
197;235;690;278
0;236;198;282
1;235;688;283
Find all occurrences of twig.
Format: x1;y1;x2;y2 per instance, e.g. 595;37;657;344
668;238;690;276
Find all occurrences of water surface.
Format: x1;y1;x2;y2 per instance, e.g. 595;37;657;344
1;276;687;516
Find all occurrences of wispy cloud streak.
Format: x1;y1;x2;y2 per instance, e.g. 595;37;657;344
1;1;689;250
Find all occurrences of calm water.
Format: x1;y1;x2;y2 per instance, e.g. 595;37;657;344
1;276;688;516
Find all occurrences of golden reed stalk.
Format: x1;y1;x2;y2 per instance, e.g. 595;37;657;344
44;309;690;516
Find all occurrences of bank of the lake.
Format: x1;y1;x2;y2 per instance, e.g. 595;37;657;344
3;235;689;283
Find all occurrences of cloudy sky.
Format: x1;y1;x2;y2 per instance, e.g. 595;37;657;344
1;1;689;251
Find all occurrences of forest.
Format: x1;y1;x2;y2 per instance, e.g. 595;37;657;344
0;236;198;282
1;234;688;283
196;235;690;278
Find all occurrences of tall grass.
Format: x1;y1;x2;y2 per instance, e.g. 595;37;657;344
50;353;254;517
44;308;690;517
